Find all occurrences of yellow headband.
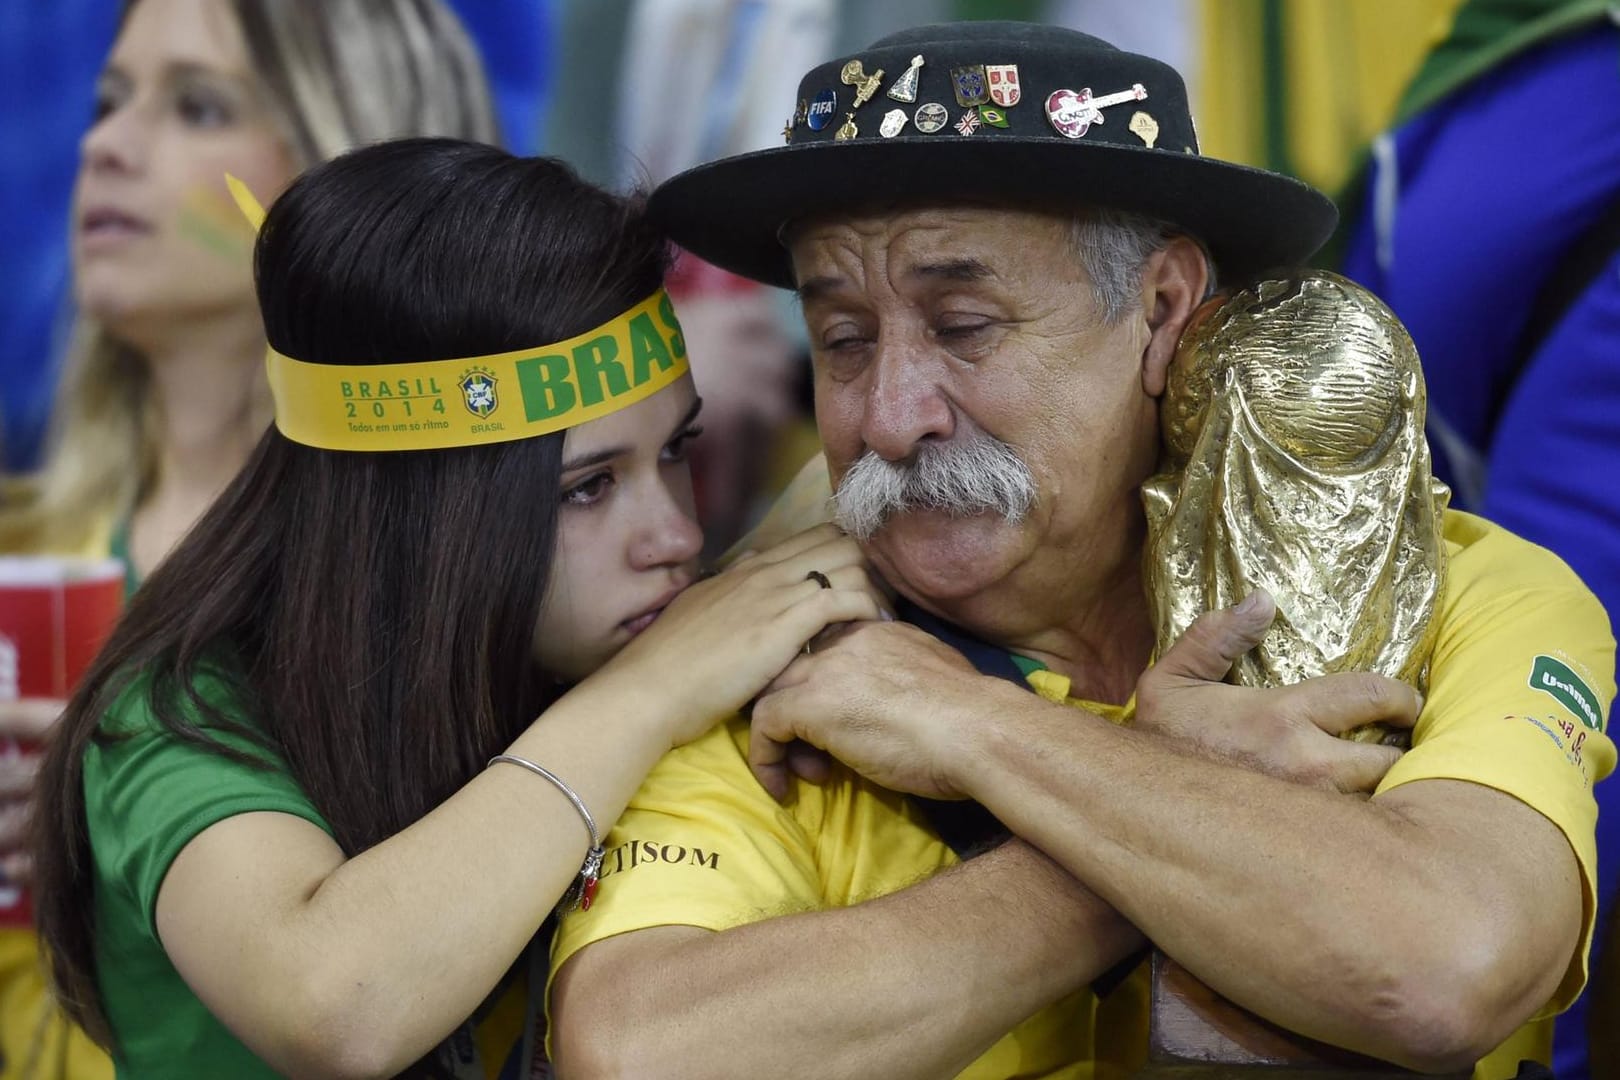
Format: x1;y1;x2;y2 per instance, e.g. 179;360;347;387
226;174;689;452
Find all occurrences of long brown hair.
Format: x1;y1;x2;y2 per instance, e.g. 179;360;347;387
0;0;498;556
33;138;670;1047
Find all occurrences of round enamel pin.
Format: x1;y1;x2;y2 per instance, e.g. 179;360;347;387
913;102;949;133
806;89;838;132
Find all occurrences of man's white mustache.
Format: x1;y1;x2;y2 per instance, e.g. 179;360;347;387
832;437;1038;541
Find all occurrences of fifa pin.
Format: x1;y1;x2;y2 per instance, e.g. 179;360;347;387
806;88;838;131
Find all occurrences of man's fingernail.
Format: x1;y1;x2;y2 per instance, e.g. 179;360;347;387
1234;592;1261;614
1414;692;1425;714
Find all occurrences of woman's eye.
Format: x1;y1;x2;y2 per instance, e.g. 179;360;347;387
91;91;118;123
177;89;233;128
562;473;613;506
662;425;705;462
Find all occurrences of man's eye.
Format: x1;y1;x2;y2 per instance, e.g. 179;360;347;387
937;321;991;339
818;321;869;351
562;473;613;506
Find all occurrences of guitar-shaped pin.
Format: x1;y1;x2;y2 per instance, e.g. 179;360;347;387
1044;83;1148;140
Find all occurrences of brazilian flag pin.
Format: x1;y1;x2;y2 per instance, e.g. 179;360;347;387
977;104;1010;129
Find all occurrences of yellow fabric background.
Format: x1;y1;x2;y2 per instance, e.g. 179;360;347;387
0;931;111;1080
1195;0;1468;193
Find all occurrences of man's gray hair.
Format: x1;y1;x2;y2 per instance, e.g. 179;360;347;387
1069;210;1216;323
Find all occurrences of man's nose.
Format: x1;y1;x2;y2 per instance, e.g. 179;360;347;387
859;341;955;461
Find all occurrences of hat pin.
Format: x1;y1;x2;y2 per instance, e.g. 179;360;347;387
840;60;885;109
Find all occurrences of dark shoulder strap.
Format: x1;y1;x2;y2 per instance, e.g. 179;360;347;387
897;602;1017;859
1490;194;1620;433
897;601;1149;996
1519;194;1620;362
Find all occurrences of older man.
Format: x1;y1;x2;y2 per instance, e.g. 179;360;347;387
547;22;1613;1079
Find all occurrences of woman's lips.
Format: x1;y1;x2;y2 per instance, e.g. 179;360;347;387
621;608;664;636
619;582;690;637
79;206;152;250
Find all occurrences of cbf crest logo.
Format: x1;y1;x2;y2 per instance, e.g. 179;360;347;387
459;366;498;418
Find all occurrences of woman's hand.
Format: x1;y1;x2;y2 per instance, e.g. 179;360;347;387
597;524;890;747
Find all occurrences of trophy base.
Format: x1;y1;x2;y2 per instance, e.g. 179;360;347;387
1137;953;1470;1080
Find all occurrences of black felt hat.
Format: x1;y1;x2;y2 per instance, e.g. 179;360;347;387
649;21;1338;288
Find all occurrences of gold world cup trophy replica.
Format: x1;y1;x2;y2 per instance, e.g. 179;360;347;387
1134;271;1462;1077
1144;270;1451;744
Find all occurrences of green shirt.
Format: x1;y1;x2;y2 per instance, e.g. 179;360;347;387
84;673;331;1078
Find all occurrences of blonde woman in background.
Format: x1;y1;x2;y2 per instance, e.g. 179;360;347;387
0;1;498;1076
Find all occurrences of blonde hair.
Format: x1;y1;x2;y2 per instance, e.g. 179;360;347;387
0;0;499;554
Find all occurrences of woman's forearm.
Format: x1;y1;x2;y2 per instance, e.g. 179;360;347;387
162;677;677;1078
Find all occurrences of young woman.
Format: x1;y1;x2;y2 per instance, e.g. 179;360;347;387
0;5;499;1076
32;137;876;1080
2;0;497;574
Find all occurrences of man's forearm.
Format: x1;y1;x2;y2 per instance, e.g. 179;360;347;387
961;696;1578;1071
551;839;1142;1080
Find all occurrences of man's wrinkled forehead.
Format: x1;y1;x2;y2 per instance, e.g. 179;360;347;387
784;203;1069;298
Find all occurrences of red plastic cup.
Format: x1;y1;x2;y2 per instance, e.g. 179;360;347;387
0;556;124;926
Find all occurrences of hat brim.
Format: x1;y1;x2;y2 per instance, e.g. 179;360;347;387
650;136;1338;289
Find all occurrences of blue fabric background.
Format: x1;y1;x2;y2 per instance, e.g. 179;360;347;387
1343;24;1620;1078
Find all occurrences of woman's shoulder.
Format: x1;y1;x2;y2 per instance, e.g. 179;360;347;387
91;659;280;775
84;658;327;875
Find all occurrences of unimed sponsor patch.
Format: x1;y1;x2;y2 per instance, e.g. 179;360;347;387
1529;654;1605;732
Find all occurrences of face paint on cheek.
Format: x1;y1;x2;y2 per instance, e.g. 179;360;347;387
175;184;255;262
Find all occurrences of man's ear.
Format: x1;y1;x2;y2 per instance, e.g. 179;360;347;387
1139;236;1209;398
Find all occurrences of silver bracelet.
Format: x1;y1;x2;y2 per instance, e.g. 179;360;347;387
488;753;606;911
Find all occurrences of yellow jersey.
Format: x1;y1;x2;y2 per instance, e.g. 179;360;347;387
552;511;1614;1079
